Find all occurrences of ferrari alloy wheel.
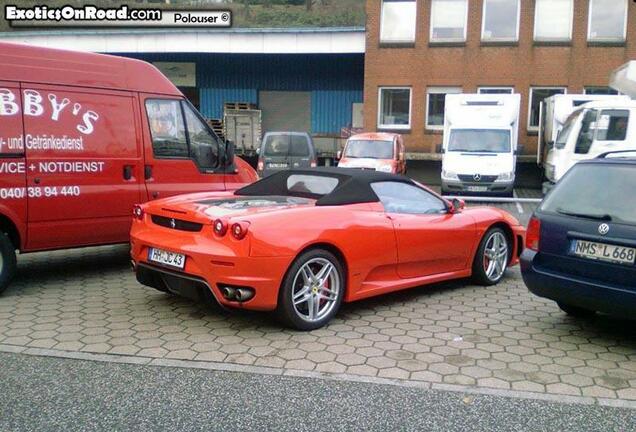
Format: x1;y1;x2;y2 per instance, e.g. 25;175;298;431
472;228;509;286
277;249;344;331
0;233;17;294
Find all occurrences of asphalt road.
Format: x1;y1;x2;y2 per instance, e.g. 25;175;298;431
1;352;633;432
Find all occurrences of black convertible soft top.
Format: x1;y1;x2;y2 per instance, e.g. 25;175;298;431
235;167;416;206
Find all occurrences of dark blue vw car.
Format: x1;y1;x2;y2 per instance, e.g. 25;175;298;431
521;152;636;318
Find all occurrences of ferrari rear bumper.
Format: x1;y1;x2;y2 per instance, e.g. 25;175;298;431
130;223;293;311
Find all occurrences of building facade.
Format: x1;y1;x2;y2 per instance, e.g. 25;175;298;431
364;0;636;157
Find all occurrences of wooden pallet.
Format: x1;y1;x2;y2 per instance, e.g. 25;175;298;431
223;102;258;111
207;118;225;141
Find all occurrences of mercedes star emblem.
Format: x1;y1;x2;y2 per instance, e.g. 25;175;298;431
598;223;610;236
473;174;482;182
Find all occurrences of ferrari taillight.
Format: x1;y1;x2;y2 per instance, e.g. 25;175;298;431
213;219;228;236
132;204;144;221
526;217;541;252
231;221;250;240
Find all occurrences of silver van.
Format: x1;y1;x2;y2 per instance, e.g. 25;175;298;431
257;132;317;178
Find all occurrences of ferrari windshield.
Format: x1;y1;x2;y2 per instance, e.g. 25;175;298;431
344;140;394;159
448;129;511;153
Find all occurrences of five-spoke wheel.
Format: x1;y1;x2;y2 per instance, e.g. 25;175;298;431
278;249;344;330
472;228;510;286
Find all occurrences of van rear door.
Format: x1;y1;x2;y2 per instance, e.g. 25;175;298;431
0;83;27;247
141;95;226;200
23;85;144;250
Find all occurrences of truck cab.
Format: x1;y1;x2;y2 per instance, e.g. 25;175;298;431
544;101;636;189
440;94;521;196
537;94;630;174
337;132;406;174
542;61;636;192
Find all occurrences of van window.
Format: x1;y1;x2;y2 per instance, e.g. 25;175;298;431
264;135;290;157
345;140;394;159
183;103;220;169
448;129;511;153
595;110;628;141
146;100;188;158
290;135;310;157
575;110;598;154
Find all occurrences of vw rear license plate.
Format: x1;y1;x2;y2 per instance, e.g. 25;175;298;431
467;186;488;192
148;248;186;270
573;240;636;266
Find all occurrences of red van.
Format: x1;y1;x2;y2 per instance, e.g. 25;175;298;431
0;42;257;293
337;132;406;175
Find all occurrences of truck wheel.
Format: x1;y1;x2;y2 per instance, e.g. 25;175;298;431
277;249;345;331
0;233;17;294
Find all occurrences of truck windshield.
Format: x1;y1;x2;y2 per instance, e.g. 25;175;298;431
555;111;581;150
448;129;511;153
344;140;394;159
540;164;636;225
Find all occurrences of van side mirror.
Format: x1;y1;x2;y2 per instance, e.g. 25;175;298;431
515;145;525;156
449;198;465;214
225;140;235;167
336;150;342;160
436;144;444;154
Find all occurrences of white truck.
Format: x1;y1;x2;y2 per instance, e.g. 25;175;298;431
441;93;521;196
542;61;636;192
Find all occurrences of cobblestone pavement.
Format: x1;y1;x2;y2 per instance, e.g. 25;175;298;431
2;245;636;401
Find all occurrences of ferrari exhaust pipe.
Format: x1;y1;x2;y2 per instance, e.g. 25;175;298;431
221;286;236;300
234;288;255;302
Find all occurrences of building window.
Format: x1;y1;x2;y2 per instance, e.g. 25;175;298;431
482;0;520;42
426;87;462;129
584;86;619;95
378;87;412;129
478;87;514;94
588;0;628;43
380;0;417;44
534;0;573;42
430;0;468;43
528;87;567;131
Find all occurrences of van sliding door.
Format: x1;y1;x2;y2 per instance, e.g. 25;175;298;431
23;85;144;250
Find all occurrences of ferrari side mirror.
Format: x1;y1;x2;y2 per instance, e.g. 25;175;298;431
450;198;465;213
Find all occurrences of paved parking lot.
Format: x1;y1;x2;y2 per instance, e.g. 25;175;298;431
2;239;636;403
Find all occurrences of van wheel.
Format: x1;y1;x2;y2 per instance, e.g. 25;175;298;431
557;302;596;318
277;249;344;331
472;228;509;286
0;233;17;294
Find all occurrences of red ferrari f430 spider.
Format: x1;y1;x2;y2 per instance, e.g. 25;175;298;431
131;168;525;330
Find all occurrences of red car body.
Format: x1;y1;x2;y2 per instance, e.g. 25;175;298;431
338;132;406;175
131;168;525;329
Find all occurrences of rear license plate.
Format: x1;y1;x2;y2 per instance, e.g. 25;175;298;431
148;248;186;269
267;163;288;169
467;186;488;192
573;240;636;266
